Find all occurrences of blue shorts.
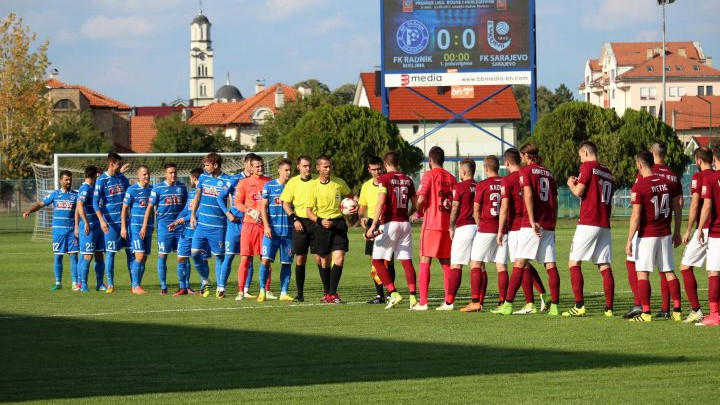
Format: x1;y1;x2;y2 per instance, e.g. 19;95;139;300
262;234;294;264
157;226;182;255
130;229;153;254
224;221;242;255
52;232;78;255
79;225;104;255
179;235;210;259
104;222;130;252
192;224;225;255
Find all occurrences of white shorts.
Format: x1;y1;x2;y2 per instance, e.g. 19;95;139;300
471;232;508;264
569;225;612;264
634;235;674;272
516;227;556;263
450;224;477;265
372;221;412;261
681;229;708;268
626;232;638;262
507;230;520;262
706;237;720;271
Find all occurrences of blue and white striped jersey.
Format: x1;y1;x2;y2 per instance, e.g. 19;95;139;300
77;182;98;227
123;183;153;231
179;188;197;238
149;181;187;227
43;189;77;235
262;179;290;237
93;172;130;225
196;172;231;227
216;172;248;221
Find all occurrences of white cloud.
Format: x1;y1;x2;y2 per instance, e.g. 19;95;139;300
79;15;155;41
54;29;77;44
634;30;660;42
313;13;347;34
581;0;657;31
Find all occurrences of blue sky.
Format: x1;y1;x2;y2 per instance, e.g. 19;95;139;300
3;0;719;106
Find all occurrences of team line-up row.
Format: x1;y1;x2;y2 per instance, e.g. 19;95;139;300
23;144;720;325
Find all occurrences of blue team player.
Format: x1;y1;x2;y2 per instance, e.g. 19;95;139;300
94;153;132;293
122;165;153;294
190;152;231;297
143;163;187;295
170;167;209;296
75;165;106;292
23;170;79;291
258;158;295;302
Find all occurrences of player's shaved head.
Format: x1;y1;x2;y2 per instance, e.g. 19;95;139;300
297;155;311;165
503;148;520;166
484;155;499;174
107;152;122;164
651;142;667;159
278;158;292;168
694;147;713;164
245;153;261;163
636;150;654;168
383;151;399;167
84;165;98;179
460;159;476;177
60;170;72;179
190;167;202;179
316;155;331;165
579;141;597;156
428;146;445;166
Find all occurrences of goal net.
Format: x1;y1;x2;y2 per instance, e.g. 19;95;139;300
31;152;287;242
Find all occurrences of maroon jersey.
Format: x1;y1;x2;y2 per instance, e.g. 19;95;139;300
452;179;476;228
631;174;672;237
418;167;457;231
475;176;503;233
519;163;558;231
701;171;720;237
576;161;614;228
500;171;523;232
691;169;713;229
636;164;682;198
377;171;416;223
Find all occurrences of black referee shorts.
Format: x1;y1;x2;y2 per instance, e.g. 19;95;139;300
314;217;349;256
364;218;374;256
292;218;316;255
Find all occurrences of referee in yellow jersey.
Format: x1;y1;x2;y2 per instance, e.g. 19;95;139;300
306;155;356;304
280;155;316;302
359;156;396;304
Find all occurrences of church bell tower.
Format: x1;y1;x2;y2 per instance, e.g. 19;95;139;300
189;5;214;107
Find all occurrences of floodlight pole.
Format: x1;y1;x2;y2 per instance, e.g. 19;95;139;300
529;0;538;133
658;0;676;122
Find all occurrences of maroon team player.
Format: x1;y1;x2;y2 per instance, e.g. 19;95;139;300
366;151;419;310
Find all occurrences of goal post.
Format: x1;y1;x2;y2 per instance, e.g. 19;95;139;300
32;152;287;241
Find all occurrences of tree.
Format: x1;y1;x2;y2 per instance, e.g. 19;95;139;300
0;13;52;177
331;83;357;105
513;84;576;142
294;79;330;95
151;113;239;153
48;110;111;153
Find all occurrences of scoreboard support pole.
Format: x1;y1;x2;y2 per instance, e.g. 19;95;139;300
529;0;538;134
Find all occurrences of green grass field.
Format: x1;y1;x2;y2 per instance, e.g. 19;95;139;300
1;219;718;404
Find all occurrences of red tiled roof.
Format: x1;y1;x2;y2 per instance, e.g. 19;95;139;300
134;106;185;118
619;53;720;79
610;41;700;66
129;116;157;153
589;59;601;71
359;72;520;121
666;95;720;131
188;83;298;126
47;78;131;110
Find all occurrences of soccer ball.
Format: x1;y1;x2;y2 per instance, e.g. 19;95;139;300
340;198;358;216
496;21;510;36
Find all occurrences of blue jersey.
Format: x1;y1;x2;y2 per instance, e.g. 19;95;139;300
77;182;98;227
93;172;130;225
123;183;153;231
196;172;231;228
149;181;187;227
262;179;290;236
180;188;197;238
43;189;77;235
216;172;249;220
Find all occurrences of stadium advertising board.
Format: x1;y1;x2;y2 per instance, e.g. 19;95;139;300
382;0;533;87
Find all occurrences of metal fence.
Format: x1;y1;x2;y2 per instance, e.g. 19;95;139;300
0;179;37;233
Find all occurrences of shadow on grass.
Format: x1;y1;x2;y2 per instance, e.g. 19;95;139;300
0;313;679;402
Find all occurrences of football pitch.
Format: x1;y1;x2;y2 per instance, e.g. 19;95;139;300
1;219;718;404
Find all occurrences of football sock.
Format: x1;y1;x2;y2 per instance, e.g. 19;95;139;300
94;257;105;287
131;259;141;288
638;279;651;313
318;265;331;295
445;268;461;304
708;275;720;314
400;259;417;294
521;267;534;303
177;260;187;289
218;254;234;288
265;266;272;291
479;270;488;305
527;263;546;294
157;255;168;290
125;249;134;274
280;263;291;294
681;268;700;311
372;259;396;292
79;257;90;286
238;257;251;291
373;270;385;297
105;252;115;286
259;262;269;292
505;266;524;303
570;265;584;305
70;254;78;284
626;260;639;306
244;260;254;291
442;265;451;301
214;255;224;286
388;260;396;283
191;253;207;281
418;262;431;306
53;255;63;284
668;277;682;311
547;267;560;304
601;267;615;310
470;267;482;301
497;270;508;303
660;274;670;312
329;264;343;295
139;261;147;285
295;264;306;297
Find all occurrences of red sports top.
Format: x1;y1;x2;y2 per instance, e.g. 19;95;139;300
377;171;416;223
701;171;720;237
475;176;503;233
452;179;476;228
500;171;523;232
235;175;271;224
577;161;613;228
418;167;457;231
519;163;558;231
631;174;672;237
691;169;713;230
